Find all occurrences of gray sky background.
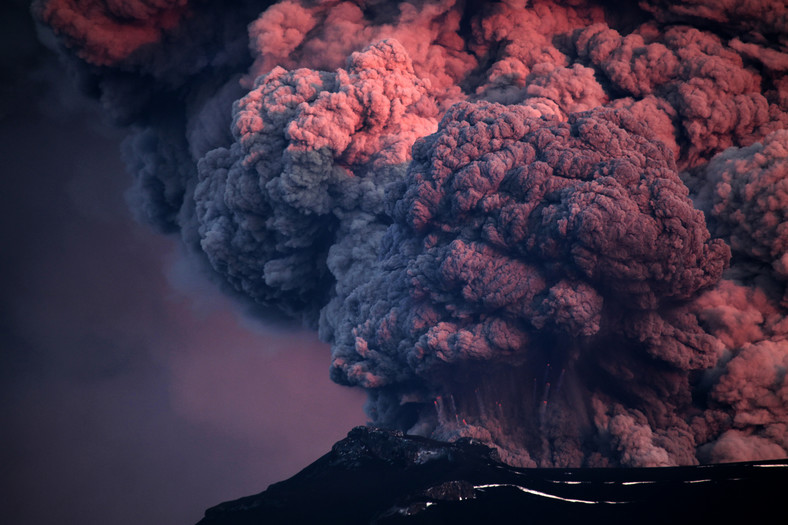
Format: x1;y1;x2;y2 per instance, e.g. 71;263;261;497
0;2;366;523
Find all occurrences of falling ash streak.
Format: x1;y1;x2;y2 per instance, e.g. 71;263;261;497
554;368;565;396
434;396;447;427
449;394;460;425
474;388;487;421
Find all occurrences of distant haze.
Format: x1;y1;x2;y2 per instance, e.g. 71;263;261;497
1;2;365;523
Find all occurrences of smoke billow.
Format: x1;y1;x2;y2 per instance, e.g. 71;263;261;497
35;0;788;467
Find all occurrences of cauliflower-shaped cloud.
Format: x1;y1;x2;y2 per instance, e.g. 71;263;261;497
195;40;438;321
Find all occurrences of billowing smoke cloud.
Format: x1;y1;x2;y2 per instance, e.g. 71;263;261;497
194;38;439;321
35;0;788;467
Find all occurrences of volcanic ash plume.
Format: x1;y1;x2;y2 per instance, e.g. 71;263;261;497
35;0;788;466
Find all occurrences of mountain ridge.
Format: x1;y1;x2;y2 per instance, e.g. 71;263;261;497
197;426;788;524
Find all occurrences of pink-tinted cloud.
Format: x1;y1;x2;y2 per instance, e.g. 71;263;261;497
33;0;788;468
32;0;188;66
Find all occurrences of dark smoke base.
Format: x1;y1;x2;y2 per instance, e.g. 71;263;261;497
197;427;788;525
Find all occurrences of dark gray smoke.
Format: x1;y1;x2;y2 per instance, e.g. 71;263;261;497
35;0;788;466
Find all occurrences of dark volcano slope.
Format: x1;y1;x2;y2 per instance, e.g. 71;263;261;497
197;427;787;525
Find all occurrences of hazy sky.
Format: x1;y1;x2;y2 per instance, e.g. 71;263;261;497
0;3;366;523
